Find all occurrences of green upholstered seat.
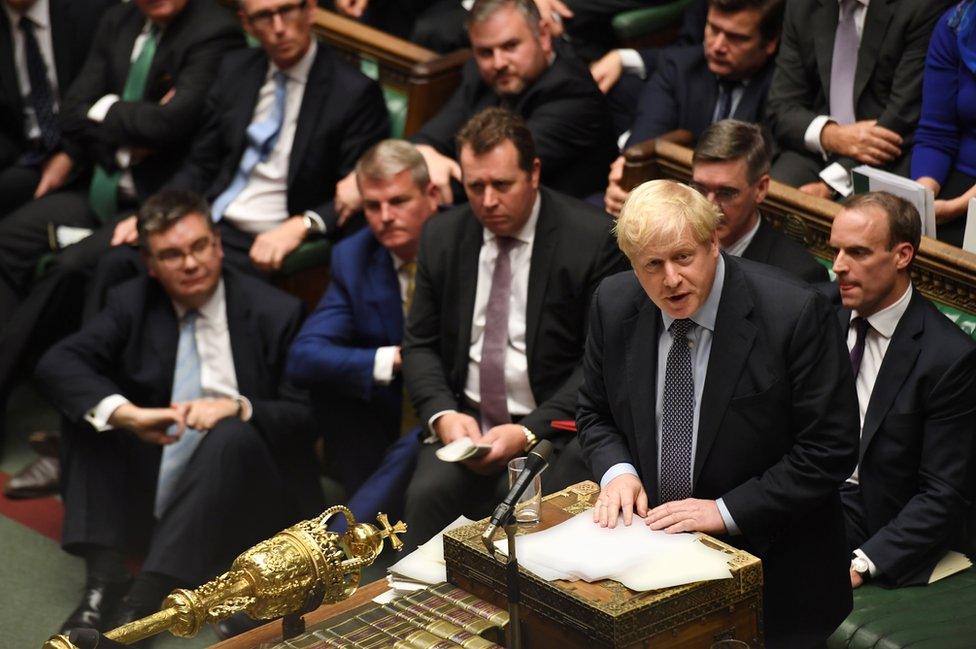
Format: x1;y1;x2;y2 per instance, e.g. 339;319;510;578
827;568;976;649
278;238;332;277
611;0;697;42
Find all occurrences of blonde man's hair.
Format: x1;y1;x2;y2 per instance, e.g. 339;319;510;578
615;179;722;261
355;139;431;189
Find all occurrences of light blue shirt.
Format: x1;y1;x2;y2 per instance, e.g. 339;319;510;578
600;255;740;535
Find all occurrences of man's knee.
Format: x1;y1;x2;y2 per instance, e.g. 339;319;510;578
197;418;268;464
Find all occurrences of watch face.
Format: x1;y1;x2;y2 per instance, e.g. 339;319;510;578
852;557;869;574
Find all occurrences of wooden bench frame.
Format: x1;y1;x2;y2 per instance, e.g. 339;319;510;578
622;138;976;317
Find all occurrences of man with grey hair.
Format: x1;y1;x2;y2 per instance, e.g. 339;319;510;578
287;139;439;499
334;0;615;216
36;188;322;636
579;179;858;647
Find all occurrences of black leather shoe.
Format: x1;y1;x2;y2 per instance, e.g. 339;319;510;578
28;429;61;458
3;455;60;499
214;611;265;639
60;578;130;634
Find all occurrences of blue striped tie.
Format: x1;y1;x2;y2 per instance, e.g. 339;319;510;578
154;311;204;518
210;71;288;222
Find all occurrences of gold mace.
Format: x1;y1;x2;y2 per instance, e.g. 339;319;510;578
43;506;406;648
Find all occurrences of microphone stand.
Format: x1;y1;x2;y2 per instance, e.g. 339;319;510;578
503;519;523;649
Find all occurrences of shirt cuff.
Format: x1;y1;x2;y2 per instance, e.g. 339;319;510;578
617;48;646;79
804;115;832;156
236;395;253;422
115;147;132;170
85;394;131;432
715;497;741;536
303;210;326;235
87;95;120;123
600;463;638;490
373;346;398;385
854;548;879;577
820;162;853;197
425;409;457;443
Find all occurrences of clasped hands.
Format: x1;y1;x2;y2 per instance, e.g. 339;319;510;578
108;398;240;446
593;473;727;535
433;412;525;475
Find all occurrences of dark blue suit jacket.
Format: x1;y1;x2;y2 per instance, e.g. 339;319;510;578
626;45;775;148
287;228;404;489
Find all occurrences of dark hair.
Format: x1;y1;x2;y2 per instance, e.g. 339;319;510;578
841;192;922;264
455;107;537;173
693;119;772;183
708;0;785;44
466;0;542;37
137;189;213;249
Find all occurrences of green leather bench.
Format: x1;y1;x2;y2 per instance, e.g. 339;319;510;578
612;0;697;47
828;568;976;649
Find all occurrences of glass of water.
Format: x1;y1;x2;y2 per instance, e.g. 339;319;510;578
507;457;544;525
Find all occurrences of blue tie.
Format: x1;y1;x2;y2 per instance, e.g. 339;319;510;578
155;311;204;518
660;318;696;504
210;71;288;221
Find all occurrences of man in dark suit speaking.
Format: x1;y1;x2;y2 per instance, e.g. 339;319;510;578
35;190;322;635
579;180;859;648
829;193;976;589
400;107;625;551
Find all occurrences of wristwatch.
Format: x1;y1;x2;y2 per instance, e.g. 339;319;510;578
851;554;870;577
520;425;538;452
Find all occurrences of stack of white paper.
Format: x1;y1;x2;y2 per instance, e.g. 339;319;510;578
387;516;475;593
494;510;732;591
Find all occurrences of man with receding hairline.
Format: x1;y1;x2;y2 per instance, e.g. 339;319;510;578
579;179;858;647
828;192;976;589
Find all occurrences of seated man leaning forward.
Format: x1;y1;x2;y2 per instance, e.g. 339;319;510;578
828;192;976;589
286;139;440;500
399;107;626;551
578;179;859;648
35;189;322;636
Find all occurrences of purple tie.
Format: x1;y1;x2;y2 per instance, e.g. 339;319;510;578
479;236;517;432
829;0;860;126
849;317;870;378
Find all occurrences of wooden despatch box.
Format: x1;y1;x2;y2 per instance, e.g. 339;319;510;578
443;481;764;649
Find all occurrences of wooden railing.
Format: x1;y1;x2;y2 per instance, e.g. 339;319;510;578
622;138;976;327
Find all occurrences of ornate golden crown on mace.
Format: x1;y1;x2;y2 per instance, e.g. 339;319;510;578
43;506;407;648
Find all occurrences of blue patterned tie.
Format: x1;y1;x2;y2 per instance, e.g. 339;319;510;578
154;311;204;518
18;16;59;159
210;71;288;221
660;318;696;503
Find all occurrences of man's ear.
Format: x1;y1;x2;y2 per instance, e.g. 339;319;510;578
893;241;914;271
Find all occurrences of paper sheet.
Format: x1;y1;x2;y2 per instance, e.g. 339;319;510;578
494;509;732;591
388;516;475;586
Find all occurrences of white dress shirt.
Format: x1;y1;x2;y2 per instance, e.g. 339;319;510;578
85;280;253;431
373;252;413;385
846;283;912;576
721;214;761;258
222;41;318;234
4;0;59;142
426;195;541;434
804;0;870;196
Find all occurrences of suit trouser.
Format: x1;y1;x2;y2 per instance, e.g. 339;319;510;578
0;164;41;218
61;417;288;586
770;148;912;188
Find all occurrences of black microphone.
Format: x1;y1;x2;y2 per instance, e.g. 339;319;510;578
481;440;553;549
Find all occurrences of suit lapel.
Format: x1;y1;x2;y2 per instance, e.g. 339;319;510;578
229;57;268;173
859;290;922;460
114;9;145;93
454;215;483;382
0;10;20;122
288;45;332;186
367;241;404;343
813;0;836;98
48;0;72;100
694;259;757;484
224;272;261;396
146;287;179;395
525;191;557;366
626;301;661;499
853;0;893;108
740;215;773;264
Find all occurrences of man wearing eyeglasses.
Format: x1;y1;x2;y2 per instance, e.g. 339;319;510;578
689;119;827;284
35;189;323;639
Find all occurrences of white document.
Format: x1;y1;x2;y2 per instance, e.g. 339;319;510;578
964;198;976;253
851;166;936;238
388;515;475;586
928;550;973;584
493;509;732;591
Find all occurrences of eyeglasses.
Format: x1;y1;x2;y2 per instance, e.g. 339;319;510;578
690;182;741;203
153;236;217;269
246;0;307;30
